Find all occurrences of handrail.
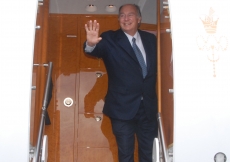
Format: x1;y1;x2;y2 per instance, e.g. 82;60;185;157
157;113;169;162
34;62;53;162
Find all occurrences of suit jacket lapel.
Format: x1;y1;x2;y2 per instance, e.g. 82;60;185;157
115;29;140;64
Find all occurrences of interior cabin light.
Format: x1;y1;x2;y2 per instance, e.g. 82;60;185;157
105;5;117;12
86;4;97;12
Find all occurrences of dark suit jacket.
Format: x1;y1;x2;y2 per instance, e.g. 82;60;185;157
84;29;158;121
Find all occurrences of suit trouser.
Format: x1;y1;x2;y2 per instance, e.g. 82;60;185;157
110;101;158;162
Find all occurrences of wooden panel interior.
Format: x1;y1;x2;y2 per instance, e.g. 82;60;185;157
160;32;173;147
30;0;49;146
44;14;143;162
30;1;163;161
43;13;158;161
29;2;174;159
159;0;174;147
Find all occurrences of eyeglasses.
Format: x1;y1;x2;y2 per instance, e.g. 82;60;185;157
119;13;137;19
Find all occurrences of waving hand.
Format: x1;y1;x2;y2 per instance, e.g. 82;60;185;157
85;20;102;47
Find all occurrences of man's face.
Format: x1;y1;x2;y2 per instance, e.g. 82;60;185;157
118;5;141;36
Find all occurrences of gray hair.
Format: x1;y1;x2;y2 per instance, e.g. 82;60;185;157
118;4;142;17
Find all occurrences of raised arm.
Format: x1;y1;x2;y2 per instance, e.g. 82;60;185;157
85;20;102;47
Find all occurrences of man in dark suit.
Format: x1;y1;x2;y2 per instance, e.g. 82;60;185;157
84;4;158;162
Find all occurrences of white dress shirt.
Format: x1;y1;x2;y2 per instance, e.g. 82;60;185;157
124;32;147;65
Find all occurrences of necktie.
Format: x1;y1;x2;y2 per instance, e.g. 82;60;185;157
132;37;147;78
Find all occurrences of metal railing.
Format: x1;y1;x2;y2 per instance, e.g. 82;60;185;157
157;113;169;162
30;62;53;162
